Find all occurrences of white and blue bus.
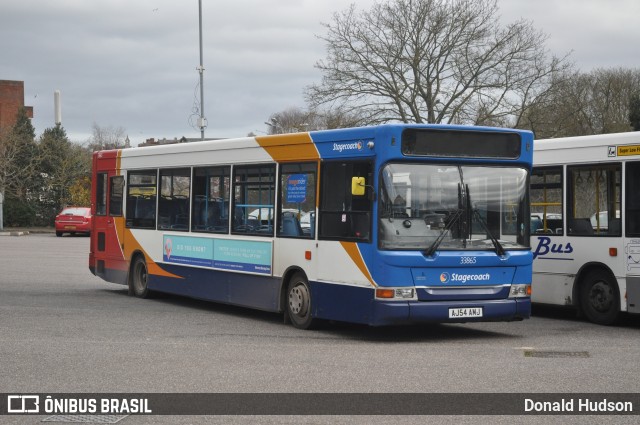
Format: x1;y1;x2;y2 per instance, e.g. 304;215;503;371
531;131;640;325
90;124;533;329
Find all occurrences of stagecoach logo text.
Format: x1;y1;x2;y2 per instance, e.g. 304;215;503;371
440;272;490;284
332;141;363;152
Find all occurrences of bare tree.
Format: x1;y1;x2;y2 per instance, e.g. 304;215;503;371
87;122;127;151
265;107;316;134
306;0;571;127
524;67;640;138
265;106;365;134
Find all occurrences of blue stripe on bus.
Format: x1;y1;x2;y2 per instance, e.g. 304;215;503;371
143;262;529;325
148;264;281;312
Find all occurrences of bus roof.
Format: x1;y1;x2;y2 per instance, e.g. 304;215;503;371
534;131;640;166
94;123;532;168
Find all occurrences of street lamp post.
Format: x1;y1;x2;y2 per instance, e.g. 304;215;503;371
0;190;4;231
198;0;207;140
264;118;279;135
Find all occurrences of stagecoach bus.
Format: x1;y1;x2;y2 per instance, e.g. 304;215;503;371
531;131;640;324
89;124;533;328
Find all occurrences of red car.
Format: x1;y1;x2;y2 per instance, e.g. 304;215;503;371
55;207;91;237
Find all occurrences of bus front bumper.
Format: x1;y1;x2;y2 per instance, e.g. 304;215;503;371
369;298;531;326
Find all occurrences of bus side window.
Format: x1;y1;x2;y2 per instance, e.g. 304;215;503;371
567;164;621;236
319;161;372;241
192;166;230;233
96;173;107;216
278;162;317;239
232;164;276;236
158;168;191;231
126;170;157;229
108;176;124;216
530;166;563;235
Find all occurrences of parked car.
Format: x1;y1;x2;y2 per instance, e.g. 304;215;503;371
55;207;91;237
300;211;314;235
590;210;620;230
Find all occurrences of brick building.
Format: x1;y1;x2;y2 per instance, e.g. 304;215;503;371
0;80;33;130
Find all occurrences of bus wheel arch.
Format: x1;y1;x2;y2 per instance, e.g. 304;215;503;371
128;251;151;299
574;263;620;325
282;268;316;329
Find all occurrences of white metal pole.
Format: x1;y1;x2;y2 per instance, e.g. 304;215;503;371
198;0;206;140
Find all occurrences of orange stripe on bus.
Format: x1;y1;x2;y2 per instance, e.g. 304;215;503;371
339;241;376;287
255;133;320;162
120;225;183;280
116;149;122;173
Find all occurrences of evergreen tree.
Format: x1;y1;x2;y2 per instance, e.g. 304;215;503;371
12;106;36;140
36;124;92;224
0;107;38;228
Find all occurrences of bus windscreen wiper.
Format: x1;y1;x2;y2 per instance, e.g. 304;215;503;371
471;208;505;257
424;208;464;257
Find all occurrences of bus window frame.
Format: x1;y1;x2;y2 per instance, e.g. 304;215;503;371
277;162;318;239
231;163;277;237
125;169;158;230
108;175;124;217
566;162;621;237
96;172;108;216
318;160;373;242
530;166;564;236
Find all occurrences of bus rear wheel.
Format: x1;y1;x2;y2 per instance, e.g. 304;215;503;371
130;255;151;298
580;270;619;325
286;273;315;329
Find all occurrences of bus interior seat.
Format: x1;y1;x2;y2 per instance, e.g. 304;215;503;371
158;215;171;229
281;212;303;237
352;212;370;239
530;217;542;233
309;212;316;238
608;218;621;234
172;214;188;230
569;218;593;235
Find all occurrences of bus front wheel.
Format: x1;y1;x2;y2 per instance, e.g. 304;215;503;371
286;273;315;329
580;270;619;325
130;255;151;298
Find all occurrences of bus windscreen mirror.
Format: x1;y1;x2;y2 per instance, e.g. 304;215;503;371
352;177;366;196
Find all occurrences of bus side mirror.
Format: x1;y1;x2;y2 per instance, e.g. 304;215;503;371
352;177;366;196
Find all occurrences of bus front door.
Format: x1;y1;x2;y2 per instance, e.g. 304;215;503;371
625;161;640;313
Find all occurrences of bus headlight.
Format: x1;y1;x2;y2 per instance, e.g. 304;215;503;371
395;288;415;299
375;288;416;300
509;284;531;298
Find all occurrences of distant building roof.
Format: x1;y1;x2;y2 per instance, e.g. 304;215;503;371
0;80;33;130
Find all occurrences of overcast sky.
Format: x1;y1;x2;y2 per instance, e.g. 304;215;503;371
1;0;639;146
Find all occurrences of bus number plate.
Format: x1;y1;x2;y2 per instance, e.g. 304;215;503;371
449;307;483;318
